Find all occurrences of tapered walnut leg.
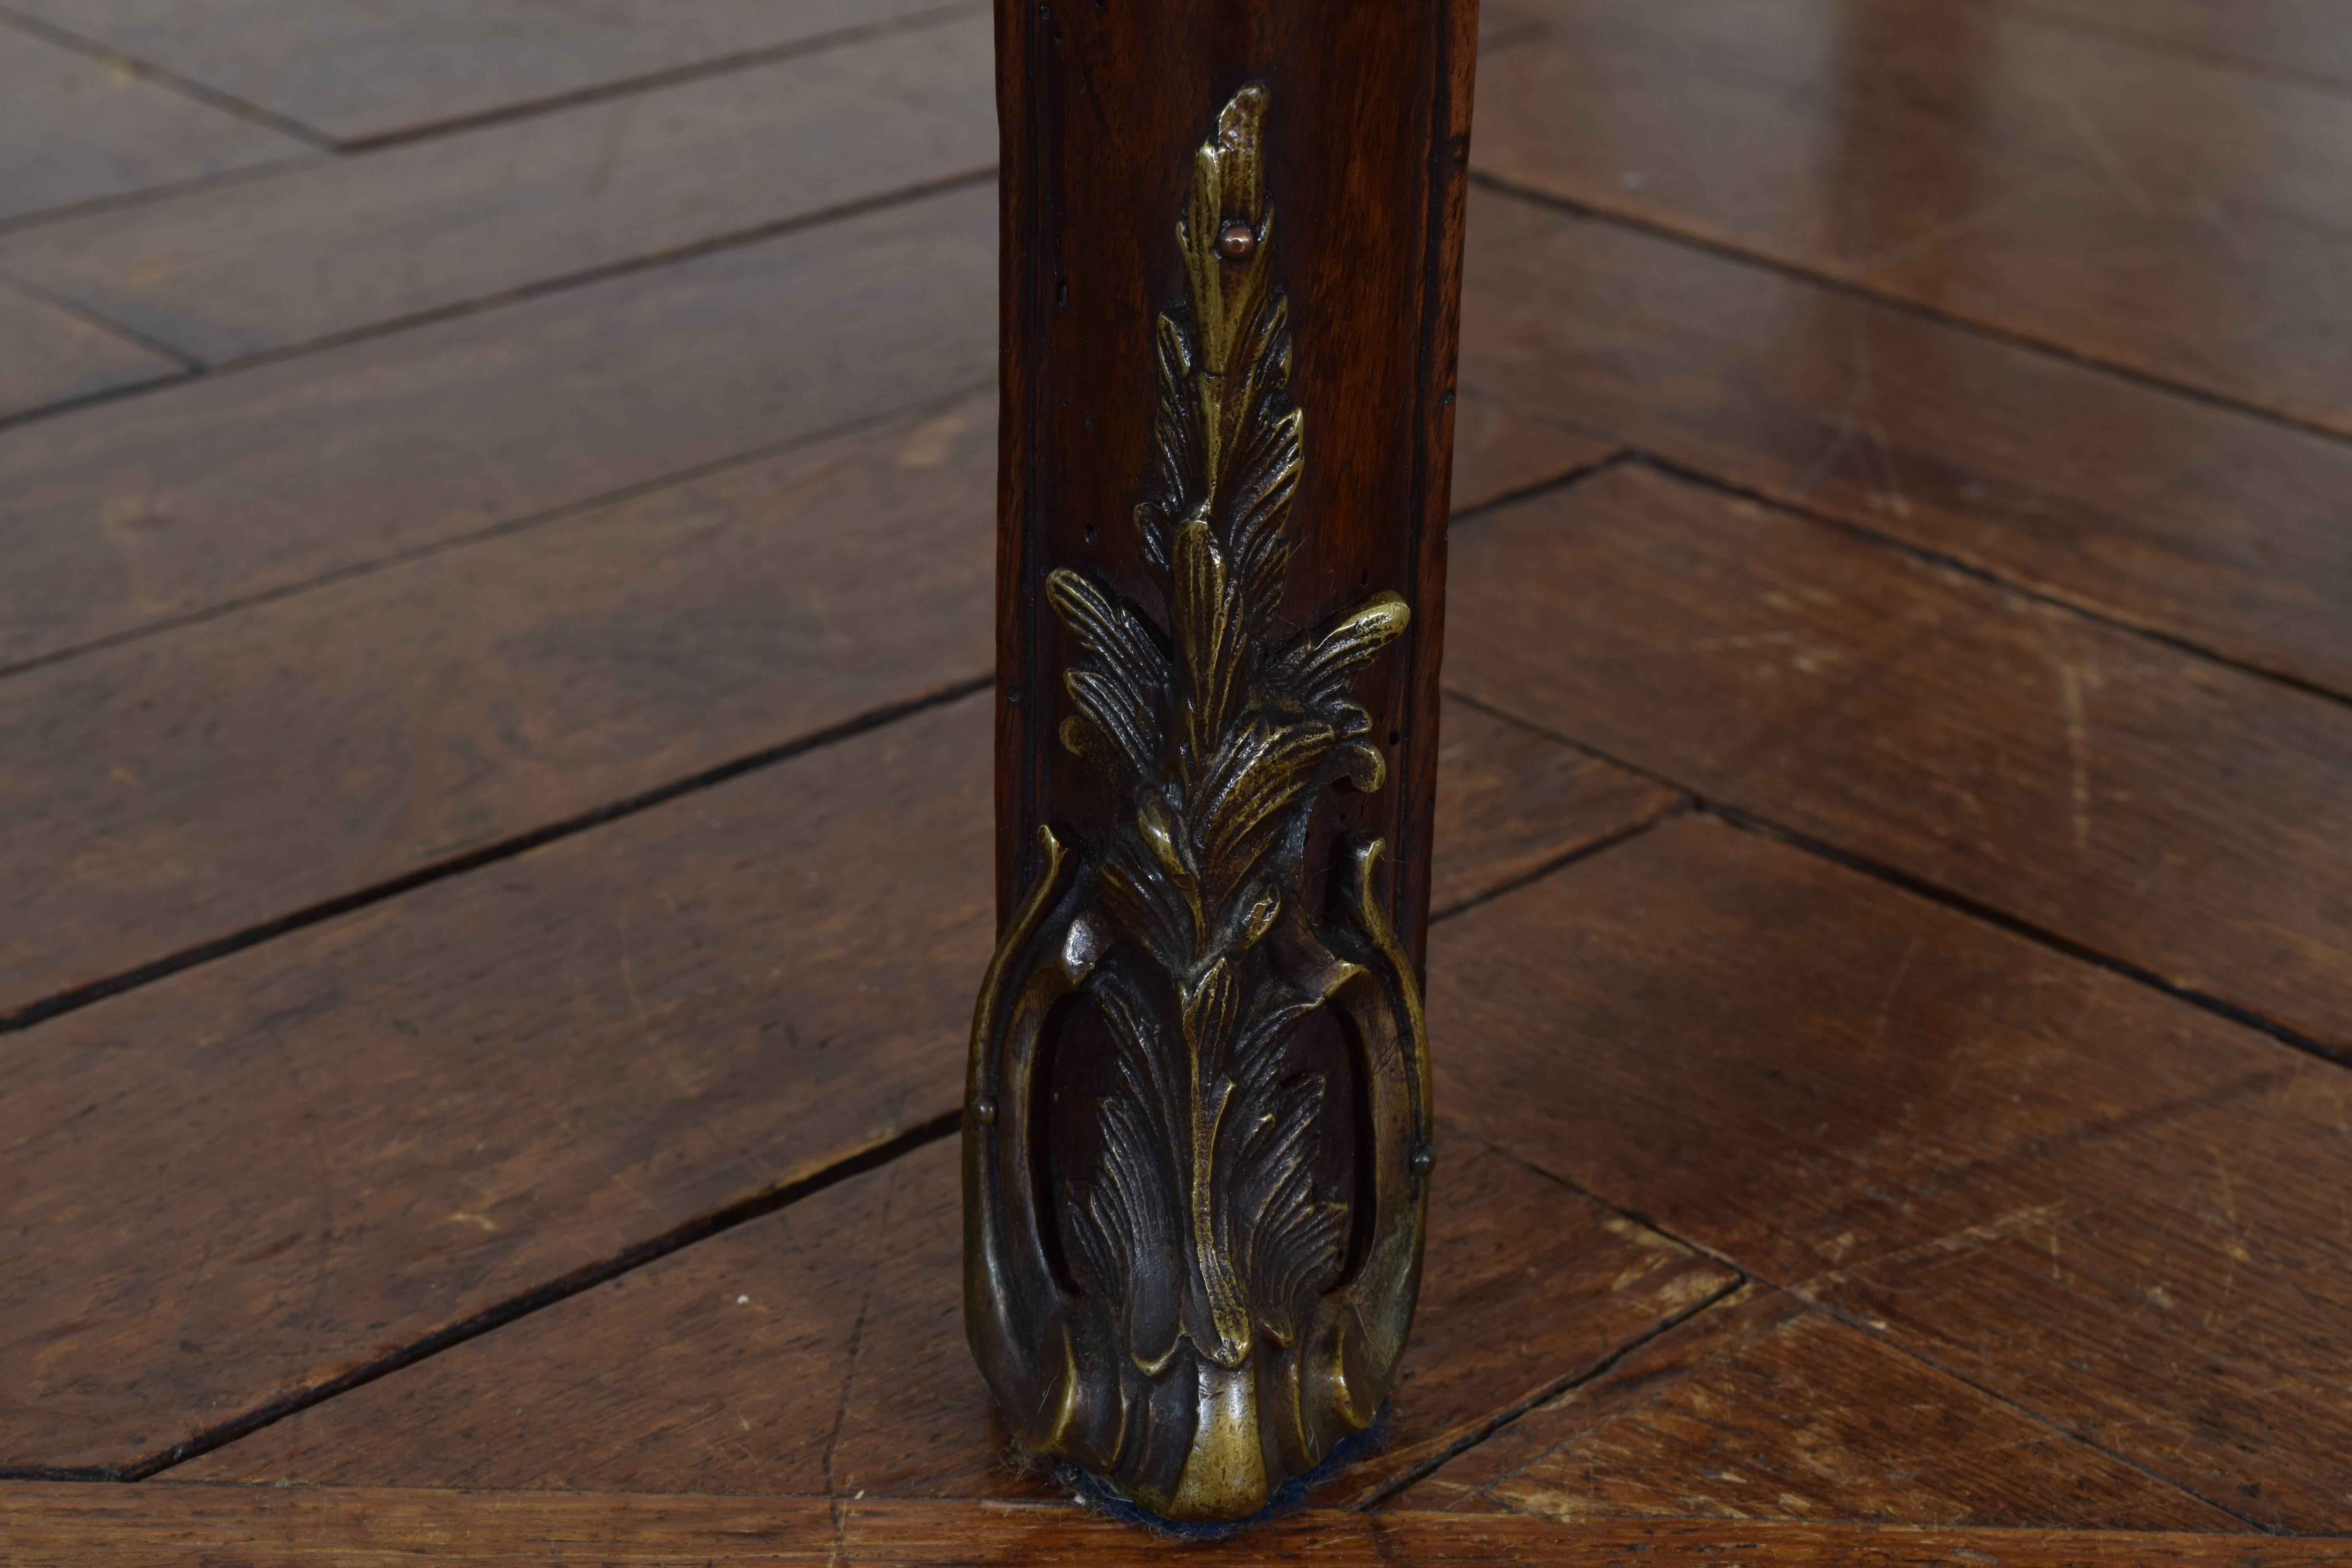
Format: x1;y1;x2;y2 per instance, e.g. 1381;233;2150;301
967;0;1476;1524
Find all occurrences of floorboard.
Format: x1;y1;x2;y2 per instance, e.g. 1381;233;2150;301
0;695;996;1475
0;688;1661;1477
0;389;995;1025
0;13;994;363
0;179;993;672
1475;0;2352;437
4;1488;2344;1565
0;0;984;145
0;19;312;227
1428;815;2352;1532
1445;462;2352;1058
1993;0;2352;93
1459;185;2352;699
1;0;2346;1553
0;275;176;421
1399;1283;2234;1528
169;1132;1738;1508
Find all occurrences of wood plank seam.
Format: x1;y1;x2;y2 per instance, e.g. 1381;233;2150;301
4;729;1676;1486
1440;432;1631;530
0;1113;965;1485
1696;800;2352;1073
1444;430;2352;715
1485;0;2352;105
0;2;335;150
0;151;318;242
4;1490;2349;1561
1967;1;2352;101
1430;798;1693;922
1623;448;2352;714
1350;1272;1751;1512
1466;167;2352;452
5;727;1686;1485
1416;1141;2270;1533
0;3;982;248
0;370;993;686
0;166;997;411
328;0;988;154
1440;687;2352;1073
0;673;991;1037
0;264;200;372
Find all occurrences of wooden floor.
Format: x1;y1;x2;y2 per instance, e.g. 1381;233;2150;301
3;2;2348;1563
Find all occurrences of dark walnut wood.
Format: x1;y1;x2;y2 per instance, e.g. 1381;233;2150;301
0;681;1651;1477
1457;185;2352;700
979;0;1478;1518
0;15;995;364
0;281;178;425
1401;1284;2234;1529
0;179;993;672
0;696;998;1475
0;388;996;1026
1428;814;2352;1532
2003;0;2352;91
1425;700;1677;916
0;22;314;227
1441;385;1616;517
3;1488;2344;1566
1445;462;2352;1056
176;1130;1736;1507
0;0;980;145
1474;0;2352;438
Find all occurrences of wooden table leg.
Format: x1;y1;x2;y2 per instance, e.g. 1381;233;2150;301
967;0;1478;1523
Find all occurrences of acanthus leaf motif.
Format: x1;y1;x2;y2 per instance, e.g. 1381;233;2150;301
1044;83;1412;1397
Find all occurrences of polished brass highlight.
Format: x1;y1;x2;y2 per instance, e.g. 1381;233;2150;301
965;83;1434;1523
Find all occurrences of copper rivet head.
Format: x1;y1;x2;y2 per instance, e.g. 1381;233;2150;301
1216;220;1256;260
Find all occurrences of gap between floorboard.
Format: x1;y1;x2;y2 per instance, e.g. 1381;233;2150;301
0;376;994;685
1440;688;2352;1074
1468;169;2352;453
0;673;991;1038
0;1111;965;1484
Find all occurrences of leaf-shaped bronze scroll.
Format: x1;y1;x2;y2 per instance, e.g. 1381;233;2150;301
964;83;1434;1524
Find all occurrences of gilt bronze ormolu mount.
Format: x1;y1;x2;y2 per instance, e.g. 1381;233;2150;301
964;85;1435;1523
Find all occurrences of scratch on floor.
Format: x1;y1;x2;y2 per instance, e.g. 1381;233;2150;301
1862;422;1913;520
2054;655;2094;851
2038;66;2156;216
1793;1201;2066;1298
1867;921;1927;1049
1791;323;1873;501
